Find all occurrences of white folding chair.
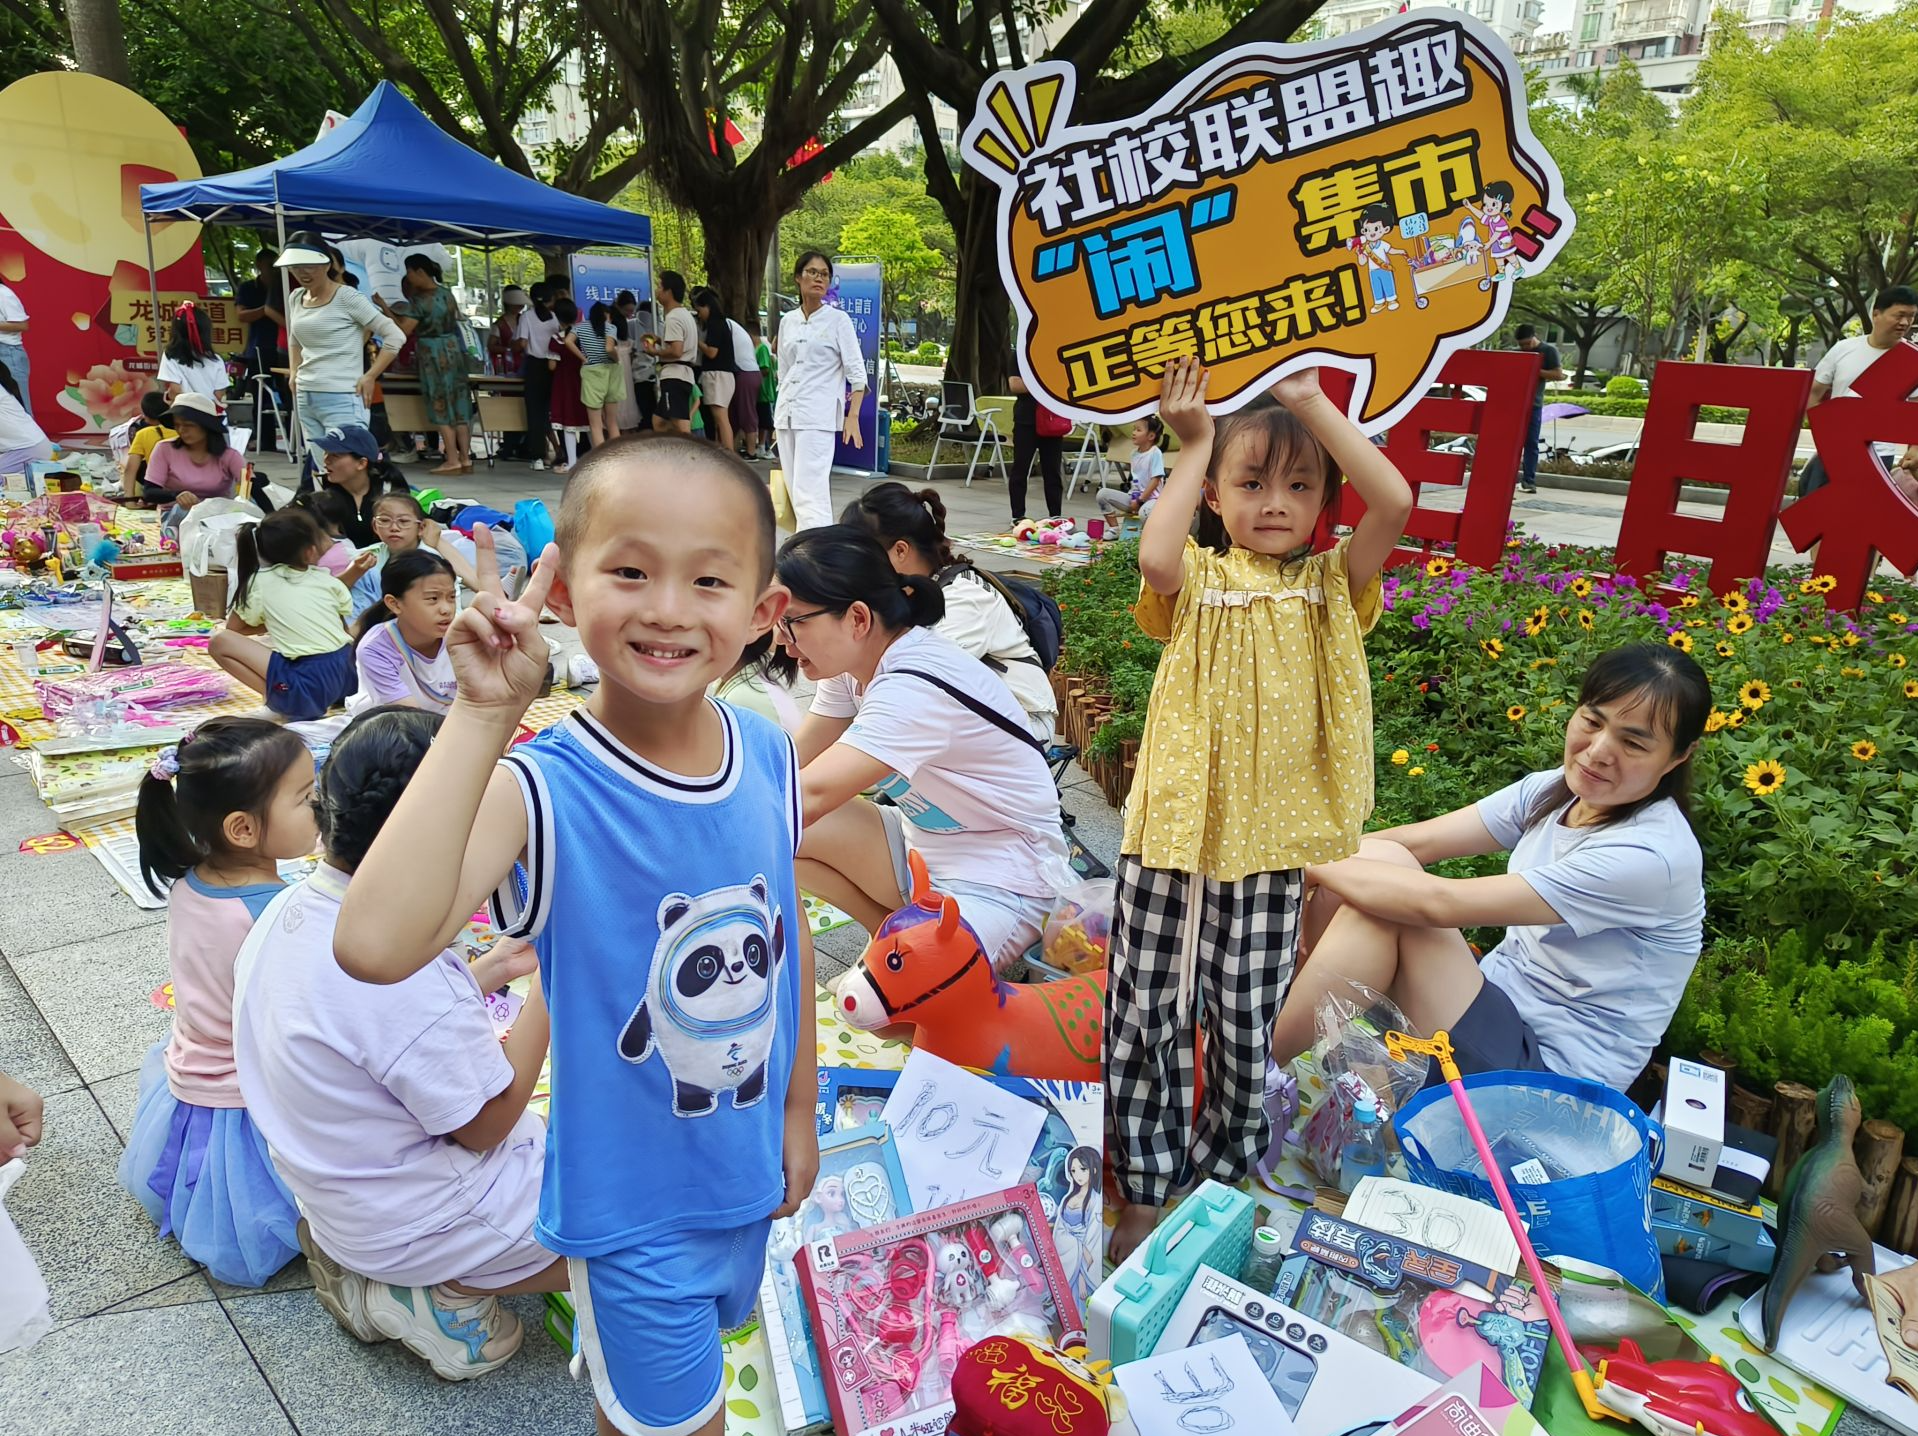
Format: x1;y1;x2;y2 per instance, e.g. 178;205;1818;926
925;380;1008;487
246;371;288;461
1064;422;1109;499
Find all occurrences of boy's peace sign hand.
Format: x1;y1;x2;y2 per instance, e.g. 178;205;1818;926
447;541;559;719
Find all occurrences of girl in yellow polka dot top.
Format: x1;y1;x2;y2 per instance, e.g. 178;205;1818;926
1106;356;1413;1263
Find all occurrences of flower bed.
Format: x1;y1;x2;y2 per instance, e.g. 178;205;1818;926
1045;534;1918;1131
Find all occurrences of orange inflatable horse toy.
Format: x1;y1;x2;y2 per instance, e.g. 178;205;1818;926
832;852;1104;1081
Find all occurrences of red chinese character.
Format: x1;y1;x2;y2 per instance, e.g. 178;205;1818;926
1778;342;1918;611
1331;349;1536;570
1615;361;1812;598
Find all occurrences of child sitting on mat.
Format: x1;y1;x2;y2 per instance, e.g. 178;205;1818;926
119;717;315;1286
211;508;359;722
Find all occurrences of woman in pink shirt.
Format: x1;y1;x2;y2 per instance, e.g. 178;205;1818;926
146;391;247;530
119;717;318;1287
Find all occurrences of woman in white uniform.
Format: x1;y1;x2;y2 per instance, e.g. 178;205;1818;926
773;251;867;530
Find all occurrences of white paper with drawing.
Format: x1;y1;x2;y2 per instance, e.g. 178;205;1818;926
1343;1176;1520;1275
1115;1334;1296;1436
880;1049;1047;1210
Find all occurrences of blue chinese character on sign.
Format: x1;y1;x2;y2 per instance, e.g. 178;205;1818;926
1032;187;1237;321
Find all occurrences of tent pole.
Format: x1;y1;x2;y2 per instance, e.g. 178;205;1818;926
143;216;163;371
273;177;297;470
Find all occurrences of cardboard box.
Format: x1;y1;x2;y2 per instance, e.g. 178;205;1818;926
189;568;228;617
1659;1059;1727;1188
109;558;185;581
1652;1177;1773;1247
1653;1215;1776;1273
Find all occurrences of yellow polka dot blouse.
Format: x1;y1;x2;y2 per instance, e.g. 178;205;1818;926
1122;535;1382;882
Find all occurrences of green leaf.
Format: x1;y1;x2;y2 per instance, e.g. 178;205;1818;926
739;1365;759;1392
727;1400;759;1418
1768;1376;1800;1402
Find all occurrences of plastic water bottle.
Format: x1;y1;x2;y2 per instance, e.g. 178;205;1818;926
1338;1094;1388;1194
1238;1225;1286;1294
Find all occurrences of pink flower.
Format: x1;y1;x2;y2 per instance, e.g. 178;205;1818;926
60;362;149;431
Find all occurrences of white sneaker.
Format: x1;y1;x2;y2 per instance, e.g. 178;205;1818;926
298;1219;385;1344
531;460;546;471
365;1281;524;1381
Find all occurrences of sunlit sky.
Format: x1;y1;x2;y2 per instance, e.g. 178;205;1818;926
1538;0;1575;31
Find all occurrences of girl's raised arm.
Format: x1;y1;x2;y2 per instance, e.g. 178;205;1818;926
1138;357;1214;597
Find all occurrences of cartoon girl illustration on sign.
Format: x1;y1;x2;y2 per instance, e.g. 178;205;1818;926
1461;180;1520;284
1052;1145;1103;1303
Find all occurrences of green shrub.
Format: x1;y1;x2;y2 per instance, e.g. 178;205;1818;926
1604;374;1645;397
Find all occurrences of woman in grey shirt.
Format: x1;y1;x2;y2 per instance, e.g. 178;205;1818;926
277;232;406;479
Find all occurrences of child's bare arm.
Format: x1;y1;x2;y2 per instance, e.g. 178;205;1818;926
773;879;820;1218
1272;370;1413;588
336;550;557;983
451;970;549;1152
1140;357;1213;596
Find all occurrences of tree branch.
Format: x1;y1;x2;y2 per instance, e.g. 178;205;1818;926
1083;0;1320;123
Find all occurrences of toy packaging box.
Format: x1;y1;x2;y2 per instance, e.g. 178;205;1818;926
813;1067;1107;1311
1086;1180;1255;1366
1650;1177;1774;1247
1153;1263;1440;1436
794;1184;1084;1436
1378;1364;1547;1436
759;1122;912;1432
1652;1215;1776;1273
1271;1211;1552;1408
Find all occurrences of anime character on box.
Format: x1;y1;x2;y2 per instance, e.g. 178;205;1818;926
1052;1145;1103;1305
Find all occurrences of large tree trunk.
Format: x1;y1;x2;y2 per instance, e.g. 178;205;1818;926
944;171;1012;394
69;0;133;87
699;203;775;331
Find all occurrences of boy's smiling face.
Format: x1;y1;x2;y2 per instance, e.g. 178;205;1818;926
548;461;785;708
1359;219;1388;244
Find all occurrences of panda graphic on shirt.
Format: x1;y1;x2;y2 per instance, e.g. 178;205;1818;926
616;875;786;1117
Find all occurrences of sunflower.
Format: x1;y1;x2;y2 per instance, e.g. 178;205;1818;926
1727;613;1754;635
1807;633;1829;645
1507;704;1527;722
1869;591;1887;604
1531;657;1559;670
1426;556;1452;577
1577;609;1595;631
1715;641;1736;658
1842;666;1867;679
1891;654;1909;669
1525;606;1549;637
1391;749;1409;765
1780;633;1794;644
1799;579;1818;595
1905;679;1918;699
1892;612;1909;625
1843;631;1862;647
1570;577;1592;598
1667;631;1694;653
1812;574;1838;594
1739;679;1772;710
1727;709;1747;728
1408;766;1425;777
1744;759;1786;796
1705;709;1729;733
1481;638;1505;659
1720;591;1749;613
1852;740;1879;762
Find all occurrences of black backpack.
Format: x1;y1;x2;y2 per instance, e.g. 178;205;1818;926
936;561;1063;672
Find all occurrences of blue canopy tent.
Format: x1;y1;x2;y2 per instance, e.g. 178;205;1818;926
138;82;651;458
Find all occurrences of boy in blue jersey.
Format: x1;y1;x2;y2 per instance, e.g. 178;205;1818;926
337;435;818;1436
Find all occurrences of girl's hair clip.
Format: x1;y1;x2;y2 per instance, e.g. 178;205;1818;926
149;746;181;781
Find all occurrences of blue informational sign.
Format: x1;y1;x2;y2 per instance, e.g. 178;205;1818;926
828;261;883;472
569;252;653;308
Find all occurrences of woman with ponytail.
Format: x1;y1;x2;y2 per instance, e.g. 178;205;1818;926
776;525;1069;972
120;717;315;1286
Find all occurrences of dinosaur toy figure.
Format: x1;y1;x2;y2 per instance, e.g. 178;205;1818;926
833;852;1104;1081
1761;1073;1874;1352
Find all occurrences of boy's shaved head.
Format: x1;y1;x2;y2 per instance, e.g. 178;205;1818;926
554;435;777;581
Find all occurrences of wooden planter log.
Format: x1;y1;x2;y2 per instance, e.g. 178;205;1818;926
1768;1081;1818;1198
1885;1157;1918;1255
1858;1120;1906;1238
1728;1085;1774;1135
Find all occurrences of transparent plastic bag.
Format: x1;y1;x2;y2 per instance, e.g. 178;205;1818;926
1040;877;1114;975
1299;982;1429;1183
0;1159;51;1354
177;497;264;577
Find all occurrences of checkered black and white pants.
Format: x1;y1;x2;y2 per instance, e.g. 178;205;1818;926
1103;858;1304;1208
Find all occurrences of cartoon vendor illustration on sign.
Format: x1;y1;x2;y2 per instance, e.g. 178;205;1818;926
963;13;1574;432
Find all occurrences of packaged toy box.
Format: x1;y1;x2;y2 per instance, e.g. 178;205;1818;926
759;1123;912;1432
1086;1180;1255;1366
1272;1211;1552;1408
795;1185;1084;1436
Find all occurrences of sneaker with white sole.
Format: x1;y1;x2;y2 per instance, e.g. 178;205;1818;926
366;1281;524;1381
297;1219;386;1344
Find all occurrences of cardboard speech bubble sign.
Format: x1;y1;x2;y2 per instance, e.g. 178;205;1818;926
962;14;1575;434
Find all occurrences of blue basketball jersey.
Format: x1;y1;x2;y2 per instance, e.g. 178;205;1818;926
491;701;802;1256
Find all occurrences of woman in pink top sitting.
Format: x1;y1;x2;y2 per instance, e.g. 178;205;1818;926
146;391;247;532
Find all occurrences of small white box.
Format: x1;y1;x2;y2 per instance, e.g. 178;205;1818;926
1659;1059;1727;1187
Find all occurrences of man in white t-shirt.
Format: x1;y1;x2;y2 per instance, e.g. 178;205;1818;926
0;281;30;417
641;270;698;435
1800;285;1918;501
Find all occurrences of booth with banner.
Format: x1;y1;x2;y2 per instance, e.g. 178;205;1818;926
138;82;654;459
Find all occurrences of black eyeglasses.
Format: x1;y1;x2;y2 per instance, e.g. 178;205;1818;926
800;267;832;280
779;606;844;641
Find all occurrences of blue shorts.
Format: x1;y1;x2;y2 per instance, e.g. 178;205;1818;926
570;1221;772;1436
265;645;357;721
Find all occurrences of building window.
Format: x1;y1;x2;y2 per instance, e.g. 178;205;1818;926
938;126;956;145
521;118;550;145
1579;11;1601;38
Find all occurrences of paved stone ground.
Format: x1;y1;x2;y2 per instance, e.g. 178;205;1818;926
0;450;1876;1434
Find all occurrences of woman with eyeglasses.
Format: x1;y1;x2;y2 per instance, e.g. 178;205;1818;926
773;253;867;530
777;526;1069;974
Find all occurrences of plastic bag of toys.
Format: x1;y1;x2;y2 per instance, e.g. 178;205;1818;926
1041;879;1113;976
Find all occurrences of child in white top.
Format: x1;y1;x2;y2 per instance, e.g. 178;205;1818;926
119;717;316;1287
1097;415;1167;517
